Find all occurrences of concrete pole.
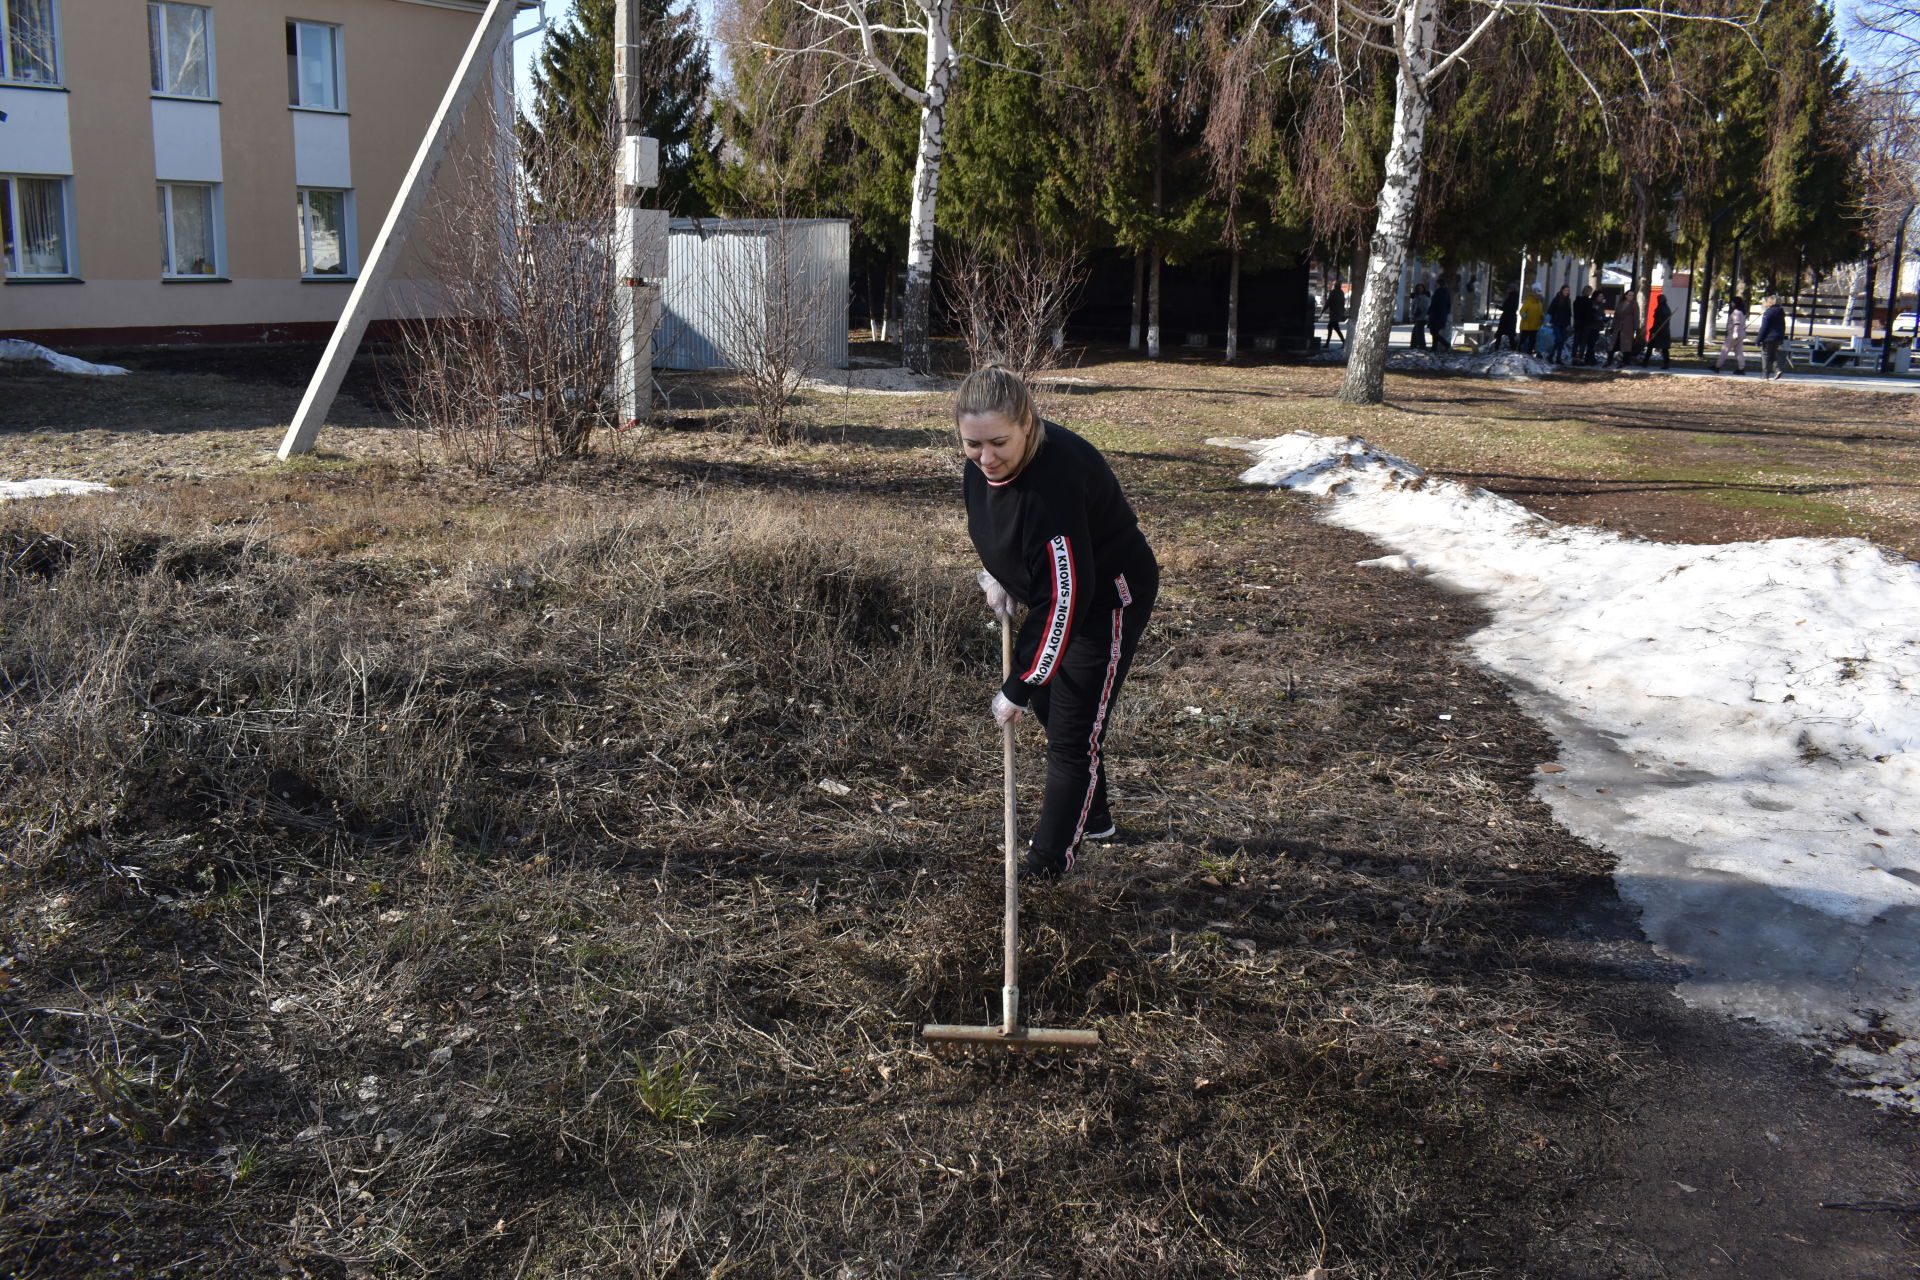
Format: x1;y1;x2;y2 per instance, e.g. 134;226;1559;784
614;0;666;425
278;0;518;458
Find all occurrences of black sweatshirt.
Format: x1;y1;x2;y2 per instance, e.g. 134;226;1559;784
965;421;1156;706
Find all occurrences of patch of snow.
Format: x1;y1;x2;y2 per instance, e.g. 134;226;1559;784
799;366;956;395
0;339;128;376
1214;429;1920;1108
1310;346;1558;380
0;479;113;501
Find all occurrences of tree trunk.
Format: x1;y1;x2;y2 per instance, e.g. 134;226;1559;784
1146;124;1164;359
900;0;956;374
1863;246;1878;349
1129;251;1145;349
1337;0;1434;405
1225;245;1241;363
1147;254;1162;359
1884;215;1909;374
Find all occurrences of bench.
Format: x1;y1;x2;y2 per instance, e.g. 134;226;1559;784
1810;337;1913;373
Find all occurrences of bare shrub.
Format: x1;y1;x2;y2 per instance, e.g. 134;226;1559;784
700;220;839;443
390;100;629;471
941;234;1085;414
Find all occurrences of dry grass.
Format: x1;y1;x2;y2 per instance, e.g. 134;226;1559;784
9;343;1908;1277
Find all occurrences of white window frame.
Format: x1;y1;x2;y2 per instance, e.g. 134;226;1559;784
0;0;63;86
157;181;224;279
1;173;75;278
148;1;215;100
286;20;344;111
296;187;356;279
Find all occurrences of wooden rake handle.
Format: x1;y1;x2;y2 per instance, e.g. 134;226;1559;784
1002;620;1020;1035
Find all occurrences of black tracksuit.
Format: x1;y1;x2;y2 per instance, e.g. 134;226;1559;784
966;421;1158;871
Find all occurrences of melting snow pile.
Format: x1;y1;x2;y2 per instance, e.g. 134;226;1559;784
1213;430;1920;1107
0;479;113;501
1310;346;1557;380
0;339;127;376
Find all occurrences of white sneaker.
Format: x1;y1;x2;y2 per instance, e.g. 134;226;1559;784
1084;824;1116;841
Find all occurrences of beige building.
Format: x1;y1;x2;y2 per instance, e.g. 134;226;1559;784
0;0;512;345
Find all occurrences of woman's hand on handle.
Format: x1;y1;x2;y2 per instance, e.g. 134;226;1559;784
991;692;1025;726
976;570;1017;621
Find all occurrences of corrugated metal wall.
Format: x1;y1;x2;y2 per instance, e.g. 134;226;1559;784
656;219;849;371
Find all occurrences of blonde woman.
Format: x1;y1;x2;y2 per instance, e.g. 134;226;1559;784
958;368;1159;880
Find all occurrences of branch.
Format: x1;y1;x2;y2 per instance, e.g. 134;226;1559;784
957;51;1093;91
1421;0;1509;85
790;0;930;104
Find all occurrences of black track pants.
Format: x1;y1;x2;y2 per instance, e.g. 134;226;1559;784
1027;565;1157;869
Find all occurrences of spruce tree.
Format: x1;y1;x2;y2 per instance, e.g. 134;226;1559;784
521;0;713;219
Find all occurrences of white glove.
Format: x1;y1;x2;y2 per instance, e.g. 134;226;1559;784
992;692;1025;725
976;570;1017;621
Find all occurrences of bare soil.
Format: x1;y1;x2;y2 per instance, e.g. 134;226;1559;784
0;343;1913;1278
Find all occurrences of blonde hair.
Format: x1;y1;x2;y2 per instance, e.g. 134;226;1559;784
954;366;1045;474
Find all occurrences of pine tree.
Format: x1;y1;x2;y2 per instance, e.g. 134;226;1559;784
521;0;713;220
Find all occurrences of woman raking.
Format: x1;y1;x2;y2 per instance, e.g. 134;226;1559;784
958;368;1159;880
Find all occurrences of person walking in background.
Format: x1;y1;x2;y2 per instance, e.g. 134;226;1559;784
1572;286;1599;365
1714;294;1750;373
1547;285;1573;363
1757;295;1789;379
1640;293;1674;368
1519;286;1545;355
1429;277;1454;351
1493;286;1519;351
1408;283;1430;350
1607;286;1642;367
1325;280;1347;347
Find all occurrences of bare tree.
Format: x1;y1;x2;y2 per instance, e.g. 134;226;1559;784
728;0;958;375
1852;78;1920;352
391;100;628;471
1856;0;1920;96
702;220;840;443
941;235;1085;415
1199;4;1290;363
1281;0;1753;404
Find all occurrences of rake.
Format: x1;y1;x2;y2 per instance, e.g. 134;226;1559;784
921;621;1102;1056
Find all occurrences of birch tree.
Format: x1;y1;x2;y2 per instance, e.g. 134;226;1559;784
734;0;961;371
1284;0;1754;404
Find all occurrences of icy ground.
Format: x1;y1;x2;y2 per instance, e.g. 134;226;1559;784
1309;346;1559;380
800;367;1098;396
799;366;955;395
0;479;113;501
1213;431;1920;1108
0;339;127;376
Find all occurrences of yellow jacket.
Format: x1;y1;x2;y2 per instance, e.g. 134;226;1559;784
1520;293;1544;331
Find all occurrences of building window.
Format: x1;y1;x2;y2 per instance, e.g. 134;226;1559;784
286;20;341;110
158;182;221;277
1;175;71;276
149;2;213;98
1;0;60;84
296;188;353;277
